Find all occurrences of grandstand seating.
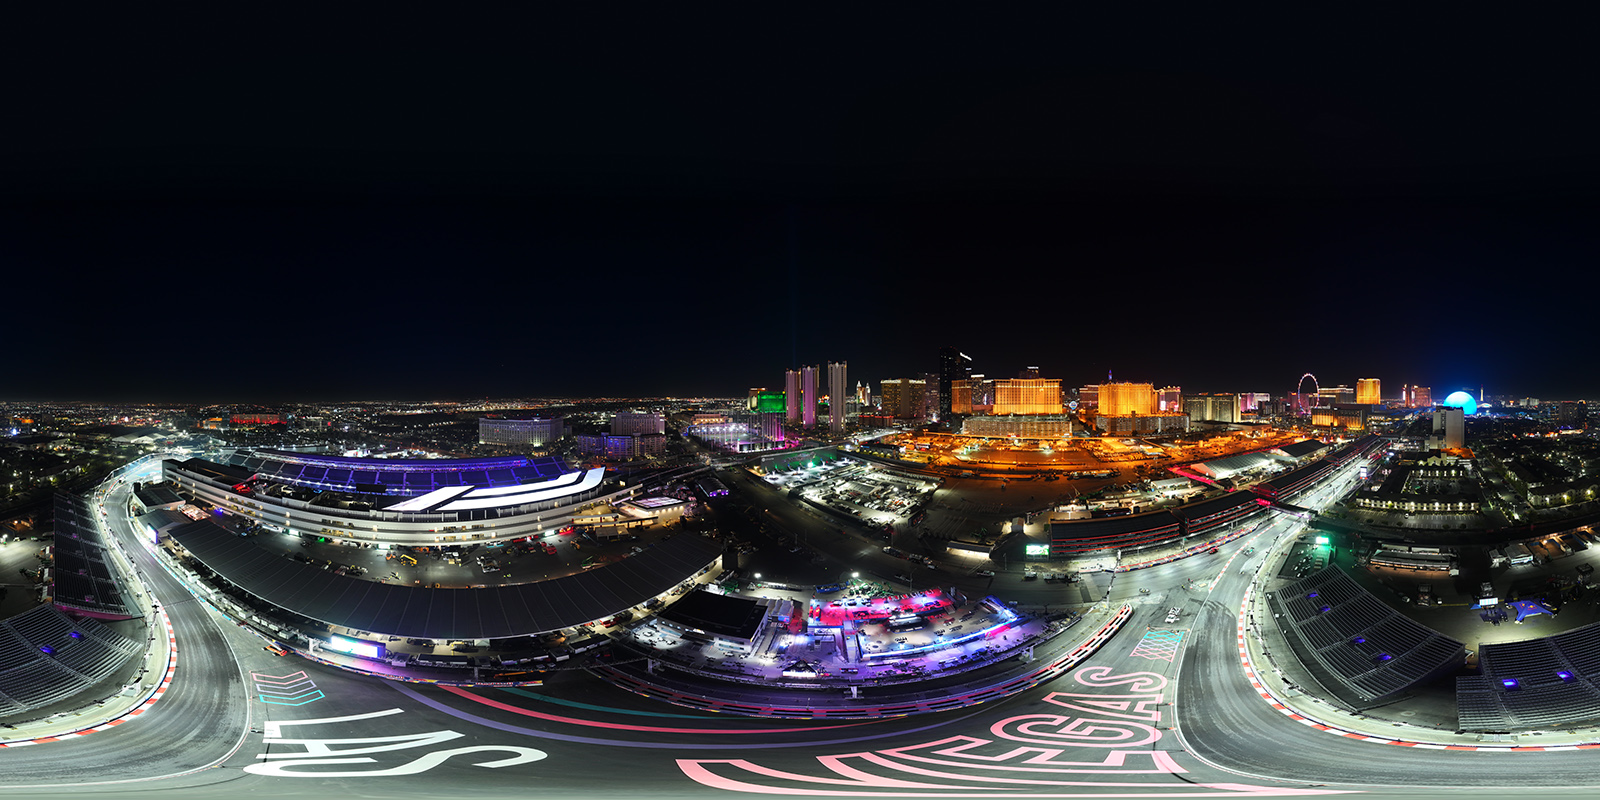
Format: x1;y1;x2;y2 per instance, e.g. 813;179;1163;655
1252;435;1384;501
1051;490;1271;557
0;605;143;717
1458;620;1600;731
1554;624;1600;677
1049;511;1182;556
50;492;136;618
1270;566;1464;709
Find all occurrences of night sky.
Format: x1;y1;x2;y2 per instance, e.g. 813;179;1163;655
4;9;1597;403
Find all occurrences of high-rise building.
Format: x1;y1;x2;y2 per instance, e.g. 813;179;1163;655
879;379;903;419
1018;366;1041;379
1546;400;1588;429
827;361;848;432
1356;378;1381;406
575;432;666;461
951;378;974;415
993;379;1063;415
1433;407;1465;450
759;410;785;442
1157;386;1182;412
785;370;801;424
879;378;927;420
1402;385;1434;408
478;417;565;446
1078;385;1099;410
968;374;993;411
938;347;971;423
610;411;665;435
1312;406;1368;431
922;372;941;422
1239;392;1272;412
801;365;819;427
1316;386;1355;407
1183;394;1240;424
1098;383;1156;417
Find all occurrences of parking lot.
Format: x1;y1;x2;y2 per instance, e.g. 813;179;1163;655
780;460;938;529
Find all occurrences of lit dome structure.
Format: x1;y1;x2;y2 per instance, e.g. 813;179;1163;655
1443;391;1478;416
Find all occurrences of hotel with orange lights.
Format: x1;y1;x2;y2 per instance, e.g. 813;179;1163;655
1097;382;1156;417
1356;378;1381;406
992;378;1062;415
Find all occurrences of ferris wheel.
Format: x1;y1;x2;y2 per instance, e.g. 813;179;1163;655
1295;372;1319;415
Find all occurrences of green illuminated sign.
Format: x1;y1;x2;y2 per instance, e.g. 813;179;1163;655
1024;543;1050;556
1314;536;1330;546
755;392;786;413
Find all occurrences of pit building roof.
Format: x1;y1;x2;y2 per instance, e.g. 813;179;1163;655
170;521;724;639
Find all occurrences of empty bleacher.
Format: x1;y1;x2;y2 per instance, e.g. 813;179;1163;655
50;492;136;618
1269;565;1464;709
1554;624;1600;677
0;605;143;717
1049;511;1183;557
1458;620;1600;731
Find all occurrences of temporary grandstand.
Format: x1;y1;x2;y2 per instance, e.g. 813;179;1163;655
1169;492;1262;538
0;605;142;717
1457;621;1600;732
1252;459;1338;502
1268;565;1464;710
51;492;138;619
1252;435;1386;502
1323;435;1388;466
1050;490;1265;557
1049;511;1181;557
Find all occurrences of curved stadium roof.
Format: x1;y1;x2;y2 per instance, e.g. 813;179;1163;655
216;449;576;497
170;519;724;639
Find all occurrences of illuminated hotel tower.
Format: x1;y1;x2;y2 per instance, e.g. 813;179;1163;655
1356;378;1381;406
993;378;1063;415
785;369;801;423
801;365;819;427
827;361;848;432
1098;382;1157;416
1157;386;1182;412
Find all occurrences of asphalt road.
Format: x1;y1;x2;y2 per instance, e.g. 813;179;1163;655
14;456;1600;799
5;462;250;789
